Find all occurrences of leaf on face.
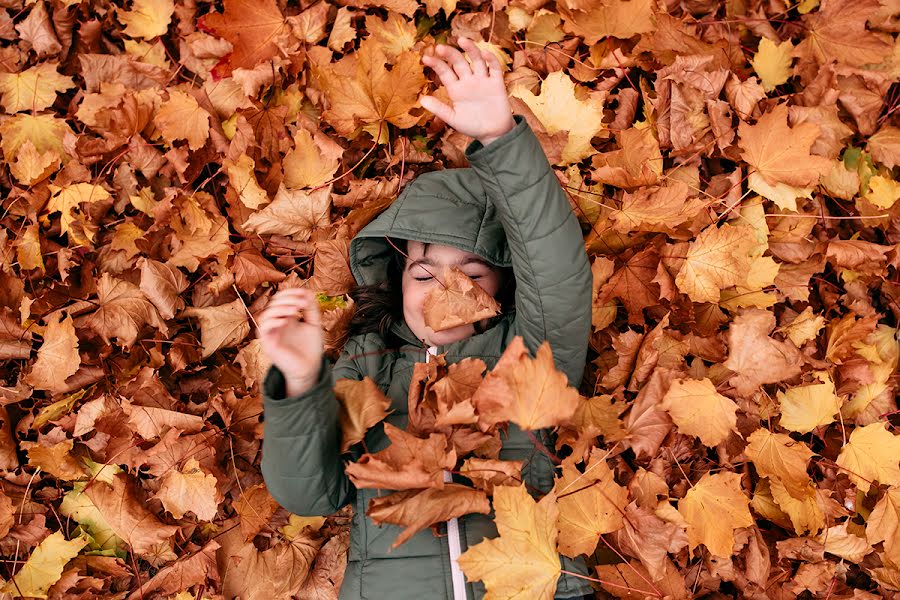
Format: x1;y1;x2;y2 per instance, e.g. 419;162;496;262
0;63;74;113
422;266;500;332
659;377;738;447
367;484;490;548
745;428;814;499
334;376;392;453
0;530;87;599
472;336;581;431
678;472;753;558
777;371;841;434
198;0;290;77
457;484;561;600
554;447;628;557
345;422;455;490
836;423;900;493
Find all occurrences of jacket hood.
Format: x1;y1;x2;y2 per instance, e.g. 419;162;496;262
349;168;512;288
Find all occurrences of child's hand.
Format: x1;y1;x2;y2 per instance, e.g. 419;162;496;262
421;38;515;147
258;288;325;397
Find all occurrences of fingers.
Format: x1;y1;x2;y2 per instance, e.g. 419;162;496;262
481;48;501;79
422;52;457;84
259;288;322;331
420;95;455;123
459;37;487;77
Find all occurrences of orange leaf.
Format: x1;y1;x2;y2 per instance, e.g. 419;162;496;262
422;266;500;332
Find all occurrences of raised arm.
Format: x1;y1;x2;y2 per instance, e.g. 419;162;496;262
260;336;364;516
421;40;592;386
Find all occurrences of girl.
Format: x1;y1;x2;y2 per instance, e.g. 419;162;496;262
258;38;595;600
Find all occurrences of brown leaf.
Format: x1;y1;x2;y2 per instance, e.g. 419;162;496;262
422;266;500;332
334;376;392;453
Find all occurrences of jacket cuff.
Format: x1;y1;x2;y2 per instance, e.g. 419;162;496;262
464;114;528;158
262;357;331;404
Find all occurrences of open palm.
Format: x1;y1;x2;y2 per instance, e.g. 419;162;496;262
421;38;515;146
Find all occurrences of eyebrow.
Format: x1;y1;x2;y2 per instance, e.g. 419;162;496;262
406;256;493;271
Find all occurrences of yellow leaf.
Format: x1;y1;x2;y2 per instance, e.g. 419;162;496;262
554;447;628;557
782;306;825;347
867;487;900;566
836;423;900;493
0;113;71;163
557;0;655;43
472;337;580;431
282;128;342;189
750;37;793;91
815;522;873;563
0;63;74;113
678;472;753;558
659;378;738;447
510;71;605;164
46;183;111;247
118;0;174;39
0;531;87;599
155;458;220;521
777;371;841;434
674;223;756;303
769;477;825;535
864;174;900;209
457;484;560;600
154;90;211;150
366;12;417;58
280;514;326;539
10;139;60;186
223;154;269;209
745;428;814;499
59;481;124;552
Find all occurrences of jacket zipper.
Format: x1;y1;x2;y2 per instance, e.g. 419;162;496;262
426;345;468;600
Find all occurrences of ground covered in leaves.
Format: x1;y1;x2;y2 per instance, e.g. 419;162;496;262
0;0;899;597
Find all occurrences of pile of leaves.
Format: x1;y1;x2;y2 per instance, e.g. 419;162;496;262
0;0;898;597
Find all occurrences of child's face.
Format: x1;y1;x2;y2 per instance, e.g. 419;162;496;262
401;241;503;347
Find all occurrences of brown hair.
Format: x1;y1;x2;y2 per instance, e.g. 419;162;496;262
348;239;516;342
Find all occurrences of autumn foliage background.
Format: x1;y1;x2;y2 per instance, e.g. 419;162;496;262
0;0;899;597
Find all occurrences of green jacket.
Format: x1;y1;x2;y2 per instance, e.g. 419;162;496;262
262;116;594;600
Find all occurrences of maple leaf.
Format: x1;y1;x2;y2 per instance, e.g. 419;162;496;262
836;423;900;493
77;273;167;349
234;482;280;541
554;447;628;557
723;308;803;396
777;372;841;434
345;422;455;490
596;245;661;324
154;459;220;521
751;37;793;91
23;311;80;394
26;439;85;481
313;38;426;142
118;0;174;39
84;472;178;559
223;154;269;209
138;258;188;320
46;183;111;247
154;90;211;150
509;71;606;164
738;104;831;190
457;484;561;600
472;336;580;430
282;128;343;189
557;0;655;43
745;428;814;499
591;126;663;188
181;298;250;358
678;472;753;558
659;377;738;447
815;521;873;563
198;0;290;77
794;0;893;68
0;63;74;113
423;266;500;332
459;458;523;494
334;376;392;452
244;185;332;242
367;484;490;548
674;223;756;303
611;181;706;234
0;531;88;599
612;503;689;581
867;487;900;567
